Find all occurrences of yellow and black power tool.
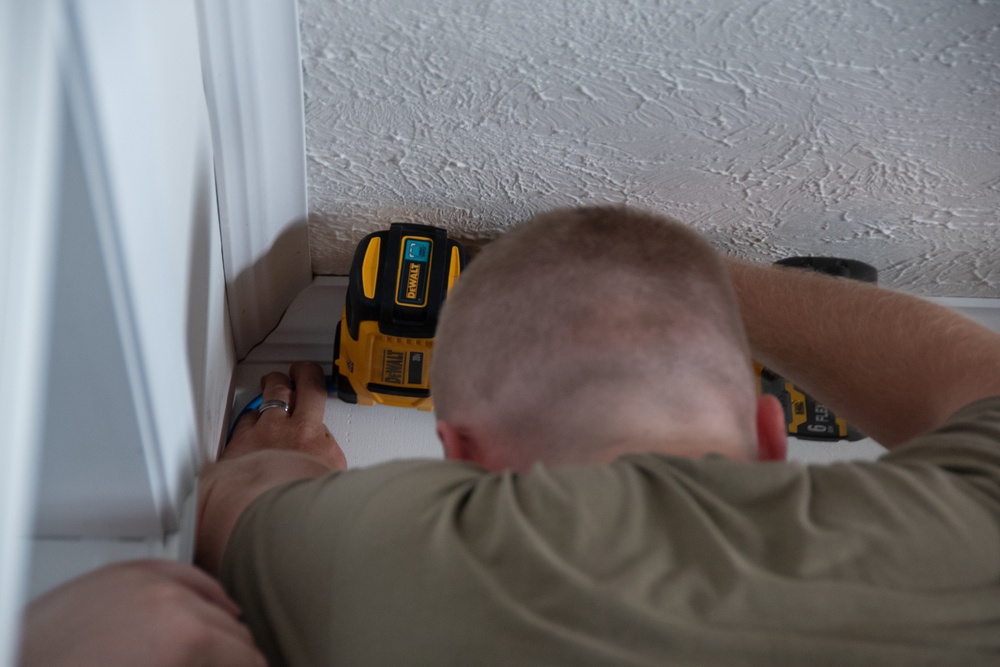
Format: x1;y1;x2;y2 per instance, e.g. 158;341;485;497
756;256;878;441
334;223;467;411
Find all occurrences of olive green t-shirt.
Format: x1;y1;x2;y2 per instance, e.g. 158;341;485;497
222;397;1000;666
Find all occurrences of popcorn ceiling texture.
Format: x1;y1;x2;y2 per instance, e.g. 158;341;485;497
300;0;999;296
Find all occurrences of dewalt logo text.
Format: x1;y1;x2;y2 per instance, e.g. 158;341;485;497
383;350;405;385
395;237;431;306
406;263;421;301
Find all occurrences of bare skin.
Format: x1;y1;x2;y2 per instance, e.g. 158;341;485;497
726;260;1000;446
196;361;347;575
18;560;265;667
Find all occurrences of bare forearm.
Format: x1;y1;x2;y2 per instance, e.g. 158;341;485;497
727;260;1000;447
197;363;346;575
196;450;333;576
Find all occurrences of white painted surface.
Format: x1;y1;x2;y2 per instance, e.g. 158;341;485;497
25;489;201;604
197;0;312;359
31;0;230;540
236;278;1000;468
35;88;164;537
300;0;1000;298
0;0;60;661
19;0;236;609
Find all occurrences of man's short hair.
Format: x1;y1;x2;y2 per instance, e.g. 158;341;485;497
431;206;756;460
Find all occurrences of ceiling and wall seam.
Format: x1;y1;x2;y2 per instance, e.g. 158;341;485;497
298;0;999;297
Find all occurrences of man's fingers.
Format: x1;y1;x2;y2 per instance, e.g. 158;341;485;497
192;624;268;667
137;560;242;617
259;371;294;420
289;361;329;423
145;562;264;662
169;590;266;667
228;409;258;442
225;364;340;465
178;588;254;643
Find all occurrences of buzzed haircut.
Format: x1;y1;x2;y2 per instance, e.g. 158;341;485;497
431;205;757;459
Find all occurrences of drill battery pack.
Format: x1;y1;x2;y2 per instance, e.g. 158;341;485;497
334;223;467;411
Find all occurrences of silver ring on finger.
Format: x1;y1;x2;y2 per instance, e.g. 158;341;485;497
257;400;291;416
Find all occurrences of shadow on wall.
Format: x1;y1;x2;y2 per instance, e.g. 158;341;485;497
225;218;313;350
309;207;502;275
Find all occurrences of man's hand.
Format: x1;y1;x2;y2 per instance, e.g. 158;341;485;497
224;361;346;468
197;362;347;574
19;560;265;667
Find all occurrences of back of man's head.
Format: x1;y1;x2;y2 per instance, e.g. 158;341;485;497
431;206;758;469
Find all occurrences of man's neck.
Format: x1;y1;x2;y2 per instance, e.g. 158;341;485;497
508;425;757;471
595;433;755;463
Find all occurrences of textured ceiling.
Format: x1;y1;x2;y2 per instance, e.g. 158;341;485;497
300;0;999;296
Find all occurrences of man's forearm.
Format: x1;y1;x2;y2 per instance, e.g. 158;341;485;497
196;363;347;575
196;451;333;576
727;260;1000;447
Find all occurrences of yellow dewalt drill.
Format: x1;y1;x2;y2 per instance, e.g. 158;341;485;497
334;223;467;411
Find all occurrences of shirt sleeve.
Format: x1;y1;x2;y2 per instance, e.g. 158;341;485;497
880;395;1000;486
219;458;486;666
789;395;1000;589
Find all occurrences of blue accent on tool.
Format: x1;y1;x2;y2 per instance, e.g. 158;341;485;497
404;238;431;263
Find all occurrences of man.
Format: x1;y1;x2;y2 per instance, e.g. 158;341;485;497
197;206;1000;665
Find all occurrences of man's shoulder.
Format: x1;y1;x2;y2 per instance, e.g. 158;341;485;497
347;457;485;481
224;458;485;566
944;394;1000;425
271;457;487;509
881;394;1000;469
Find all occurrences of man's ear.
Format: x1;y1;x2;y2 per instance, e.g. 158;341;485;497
437;420;512;471
436;420;476;463
755;394;788;461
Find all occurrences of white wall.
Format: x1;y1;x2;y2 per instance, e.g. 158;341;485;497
32;0;232;541
0;0;60;662
7;0;236;608
300;0;999;298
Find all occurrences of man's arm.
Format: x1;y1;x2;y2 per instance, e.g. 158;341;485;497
197;362;347;575
727;261;1000;447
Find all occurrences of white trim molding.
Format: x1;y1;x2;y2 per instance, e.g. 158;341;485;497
196;0;312;359
0;0;60;660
